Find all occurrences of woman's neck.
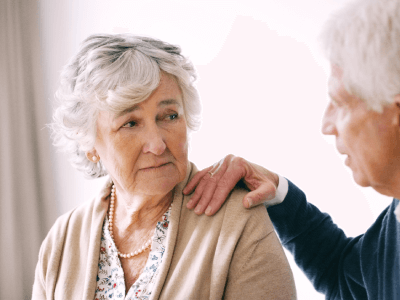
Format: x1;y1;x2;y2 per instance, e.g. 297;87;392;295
113;188;173;232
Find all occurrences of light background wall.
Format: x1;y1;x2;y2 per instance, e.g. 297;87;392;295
38;0;393;299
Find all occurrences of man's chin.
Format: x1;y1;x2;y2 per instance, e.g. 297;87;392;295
352;172;370;187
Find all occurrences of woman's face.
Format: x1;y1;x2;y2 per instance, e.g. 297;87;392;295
93;73;188;197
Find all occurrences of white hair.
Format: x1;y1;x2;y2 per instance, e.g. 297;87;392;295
51;34;202;178
320;0;400;112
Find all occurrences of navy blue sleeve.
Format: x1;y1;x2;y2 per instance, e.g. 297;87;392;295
266;180;367;299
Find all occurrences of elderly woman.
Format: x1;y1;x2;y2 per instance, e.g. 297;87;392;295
32;34;296;299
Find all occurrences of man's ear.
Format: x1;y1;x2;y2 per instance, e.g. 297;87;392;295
86;149;100;162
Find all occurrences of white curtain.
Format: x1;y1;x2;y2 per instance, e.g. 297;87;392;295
0;0;57;299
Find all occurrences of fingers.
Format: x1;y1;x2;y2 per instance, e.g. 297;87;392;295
193;155;246;216
186;159;228;212
185;171;213;210
183;166;213;197
202;175;241;215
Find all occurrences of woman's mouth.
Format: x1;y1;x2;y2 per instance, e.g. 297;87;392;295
140;162;171;171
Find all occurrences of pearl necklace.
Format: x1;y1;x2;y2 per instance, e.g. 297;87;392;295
108;184;172;259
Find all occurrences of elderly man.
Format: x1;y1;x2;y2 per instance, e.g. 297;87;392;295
184;0;400;298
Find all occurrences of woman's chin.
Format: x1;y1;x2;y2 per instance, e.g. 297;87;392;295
135;174;182;196
134;162;187;194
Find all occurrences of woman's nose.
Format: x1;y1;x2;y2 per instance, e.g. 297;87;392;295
142;124;166;155
321;103;338;136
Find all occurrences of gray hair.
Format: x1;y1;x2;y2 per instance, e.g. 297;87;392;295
51;34;202;178
320;0;400;112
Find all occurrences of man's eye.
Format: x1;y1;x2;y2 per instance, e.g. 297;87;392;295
122;121;136;128
330;99;340;107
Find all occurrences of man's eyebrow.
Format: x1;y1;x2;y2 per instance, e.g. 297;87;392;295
328;93;340;105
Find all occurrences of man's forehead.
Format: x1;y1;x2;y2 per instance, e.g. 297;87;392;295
328;75;341;95
328;64;346;96
330;64;343;78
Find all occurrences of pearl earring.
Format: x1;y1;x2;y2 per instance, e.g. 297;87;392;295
92;156;98;162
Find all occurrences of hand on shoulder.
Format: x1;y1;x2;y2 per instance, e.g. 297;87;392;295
184;154;279;216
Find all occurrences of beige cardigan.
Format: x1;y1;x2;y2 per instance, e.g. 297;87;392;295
32;163;296;299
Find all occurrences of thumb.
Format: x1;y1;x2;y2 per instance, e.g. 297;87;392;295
243;183;277;208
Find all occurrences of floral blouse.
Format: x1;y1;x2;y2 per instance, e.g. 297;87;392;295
94;207;171;300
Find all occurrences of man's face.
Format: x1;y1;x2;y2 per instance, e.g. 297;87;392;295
321;64;400;195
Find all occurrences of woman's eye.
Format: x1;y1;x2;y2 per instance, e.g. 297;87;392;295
122;121;136;128
167;113;178;120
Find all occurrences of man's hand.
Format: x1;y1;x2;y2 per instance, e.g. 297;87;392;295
183;154;279;216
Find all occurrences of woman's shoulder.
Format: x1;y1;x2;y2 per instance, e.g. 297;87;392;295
184;164;274;237
47;179;111;239
34;188;109;298
219;187;296;299
36;191;108;286
180;186;274;243
39;187;109;259
188;164;266;212
220;186;275;237
49;197;101;234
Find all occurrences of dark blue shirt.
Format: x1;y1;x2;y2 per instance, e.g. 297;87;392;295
267;180;400;299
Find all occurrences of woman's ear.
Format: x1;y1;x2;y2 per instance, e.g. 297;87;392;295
86;150;100;162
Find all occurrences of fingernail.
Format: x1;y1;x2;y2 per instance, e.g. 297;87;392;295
187;199;192;206
194;205;202;214
205;206;212;215
247;198;253;208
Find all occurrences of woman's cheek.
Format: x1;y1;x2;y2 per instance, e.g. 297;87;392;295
179;130;189;155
